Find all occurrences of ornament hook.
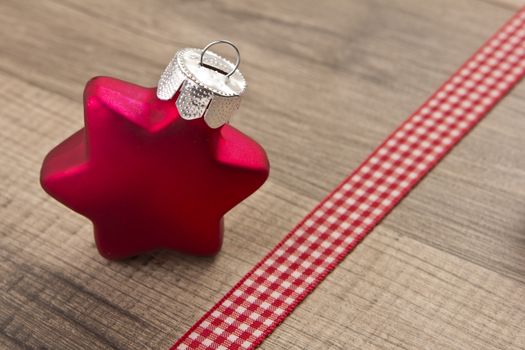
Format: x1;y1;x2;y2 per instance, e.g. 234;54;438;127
157;42;246;128
199;40;241;78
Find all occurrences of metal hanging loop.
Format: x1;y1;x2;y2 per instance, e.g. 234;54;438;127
199;40;241;78
157;41;246;128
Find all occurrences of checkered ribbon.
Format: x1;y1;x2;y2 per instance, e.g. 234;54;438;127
172;8;525;350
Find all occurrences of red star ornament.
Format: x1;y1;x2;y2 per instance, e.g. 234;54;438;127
40;77;269;259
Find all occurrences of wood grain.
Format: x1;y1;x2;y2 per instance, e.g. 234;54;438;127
1;0;525;349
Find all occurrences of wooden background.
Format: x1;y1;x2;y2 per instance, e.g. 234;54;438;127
1;0;525;349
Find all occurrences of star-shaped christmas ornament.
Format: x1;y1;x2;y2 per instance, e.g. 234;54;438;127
41;42;269;259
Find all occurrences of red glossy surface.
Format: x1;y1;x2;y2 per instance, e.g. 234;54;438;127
40;77;269;260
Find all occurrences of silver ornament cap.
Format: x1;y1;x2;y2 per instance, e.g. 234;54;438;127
156;40;247;128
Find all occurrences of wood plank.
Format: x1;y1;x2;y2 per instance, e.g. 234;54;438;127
0;0;524;349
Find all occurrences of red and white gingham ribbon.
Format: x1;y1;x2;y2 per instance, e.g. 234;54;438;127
172;8;525;350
